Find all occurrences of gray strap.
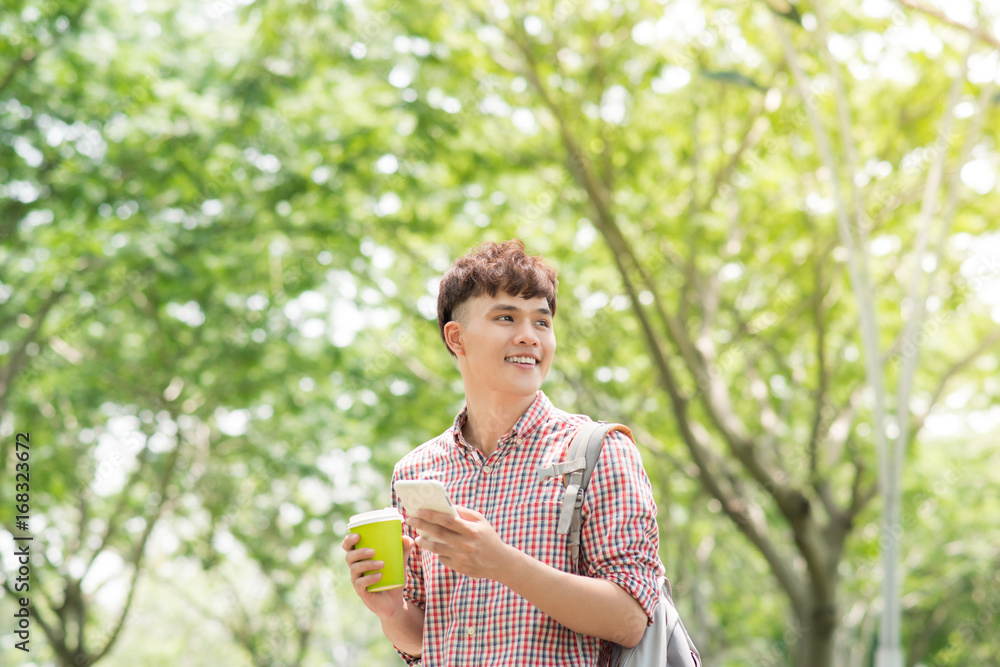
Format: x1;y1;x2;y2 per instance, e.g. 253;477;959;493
546;423;601;536
536;458;586;482
566;422;611;563
566;422;604;461
539;421;632;565
557;483;580;533
567;495;584;562
574;423;611;492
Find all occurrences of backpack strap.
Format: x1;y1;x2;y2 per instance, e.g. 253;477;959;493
541;423;702;666
537;421;633;565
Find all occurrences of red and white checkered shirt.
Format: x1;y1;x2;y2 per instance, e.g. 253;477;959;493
390;391;663;666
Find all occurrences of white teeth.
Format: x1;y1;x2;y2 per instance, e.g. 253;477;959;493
505;356;537;365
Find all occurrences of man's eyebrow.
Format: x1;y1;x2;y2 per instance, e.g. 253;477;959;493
487;303;553;316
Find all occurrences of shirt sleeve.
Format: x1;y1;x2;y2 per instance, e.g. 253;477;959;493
390;472;426;664
579;428;663;625
392;645;421;665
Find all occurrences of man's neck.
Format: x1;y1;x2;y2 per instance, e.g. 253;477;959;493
462;391;537;457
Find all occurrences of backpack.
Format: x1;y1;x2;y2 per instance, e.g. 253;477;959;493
537;421;701;667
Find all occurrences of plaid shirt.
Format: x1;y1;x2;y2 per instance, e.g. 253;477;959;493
390;391;663;666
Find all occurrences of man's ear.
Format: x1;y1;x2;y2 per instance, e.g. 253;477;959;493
443;320;465;356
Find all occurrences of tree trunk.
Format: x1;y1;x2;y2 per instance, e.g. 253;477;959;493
796;595;840;667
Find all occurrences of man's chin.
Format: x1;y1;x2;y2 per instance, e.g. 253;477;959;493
493;379;544;399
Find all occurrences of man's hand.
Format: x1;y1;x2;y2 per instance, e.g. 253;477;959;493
342;532;416;619
406;506;512;580
407;506;647;646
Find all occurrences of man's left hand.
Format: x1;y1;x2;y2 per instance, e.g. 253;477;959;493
407;506;512;580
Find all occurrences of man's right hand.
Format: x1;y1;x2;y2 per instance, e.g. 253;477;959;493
342;532;416;619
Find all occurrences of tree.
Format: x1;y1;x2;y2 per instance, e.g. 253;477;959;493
345;0;1000;663
3;0;999;665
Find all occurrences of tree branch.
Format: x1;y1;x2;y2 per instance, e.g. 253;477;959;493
666;421;810;616
591;35;614;194
0;288;67;413
497;18;752;443
0;2;90;98
494;7;839;616
896;0;1000;51
822;388;862;472
0;50;36;98
743;365;780;454
893;36;989;477
89;425;185;663
28;549;66;642
910;325;1000;444
774;18;893;610
813;0;865;243
698;102;768;212
893;39;973;432
2;571;71;661
83;445;153;578
808;261;831;481
498;13;769;472
847;461;879;521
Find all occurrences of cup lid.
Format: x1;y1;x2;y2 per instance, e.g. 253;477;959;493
348;507;403;528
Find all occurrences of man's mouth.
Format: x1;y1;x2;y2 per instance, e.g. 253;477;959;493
505;355;538;366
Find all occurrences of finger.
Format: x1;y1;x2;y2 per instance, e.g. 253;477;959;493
454;506;483;522
354;569;384;591
344;546;376;565
402;535;415;556
415;510;466;534
409;517;456;544
415;508;459;525
350;556;383;575
350;557;385;581
341;533;360;552
414;535;445;555
407;516;431;537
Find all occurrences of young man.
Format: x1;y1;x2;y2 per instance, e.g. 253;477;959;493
342;240;662;665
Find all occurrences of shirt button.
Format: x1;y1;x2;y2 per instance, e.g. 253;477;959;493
482;465;492;474
467;626;476;637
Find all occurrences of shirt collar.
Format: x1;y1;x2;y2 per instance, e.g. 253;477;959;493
450;391;553;452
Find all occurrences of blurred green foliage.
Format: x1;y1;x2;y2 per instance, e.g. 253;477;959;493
1;0;999;665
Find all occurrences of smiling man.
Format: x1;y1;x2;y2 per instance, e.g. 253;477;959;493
343;240;662;666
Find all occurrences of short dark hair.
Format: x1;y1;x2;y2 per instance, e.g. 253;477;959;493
437;240;558;356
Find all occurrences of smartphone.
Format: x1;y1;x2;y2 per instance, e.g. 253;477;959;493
394;479;458;522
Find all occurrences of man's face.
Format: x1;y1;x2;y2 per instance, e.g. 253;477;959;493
448;292;556;400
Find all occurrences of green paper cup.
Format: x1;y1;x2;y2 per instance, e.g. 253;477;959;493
348;508;405;592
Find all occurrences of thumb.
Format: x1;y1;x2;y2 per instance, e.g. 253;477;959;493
402;534;416;557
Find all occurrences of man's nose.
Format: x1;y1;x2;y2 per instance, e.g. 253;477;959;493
514;321;540;345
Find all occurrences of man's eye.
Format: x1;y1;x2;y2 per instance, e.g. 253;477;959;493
537;320;550;327
499;315;513;321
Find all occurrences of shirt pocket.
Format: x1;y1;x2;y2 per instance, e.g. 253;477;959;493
496;482;569;567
